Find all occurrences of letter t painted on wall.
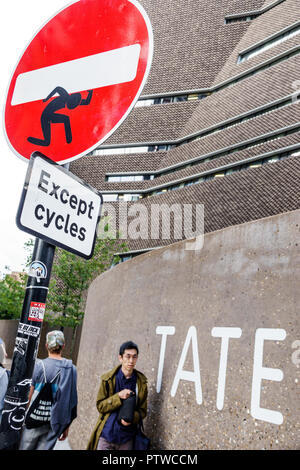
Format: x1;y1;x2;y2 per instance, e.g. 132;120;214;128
211;327;242;410
156;326;175;393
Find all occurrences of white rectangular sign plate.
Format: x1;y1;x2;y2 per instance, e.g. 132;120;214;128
16;152;102;259
11;44;141;106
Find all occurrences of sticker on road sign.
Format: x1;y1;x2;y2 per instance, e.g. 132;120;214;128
16;152;103;259
28;302;46;322
4;0;153;164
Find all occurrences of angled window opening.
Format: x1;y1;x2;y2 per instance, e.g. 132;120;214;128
238;23;300;63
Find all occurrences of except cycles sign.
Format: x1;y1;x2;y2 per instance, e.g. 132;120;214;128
16;153;102;259
4;0;153;164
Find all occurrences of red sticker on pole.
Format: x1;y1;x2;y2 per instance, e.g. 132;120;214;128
28;302;46;322
4;0;153;164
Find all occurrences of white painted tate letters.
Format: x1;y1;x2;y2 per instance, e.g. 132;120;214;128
156;326;176;393
211;327;242;410
250;328;286;425
170;326;202;404
156;325;289;425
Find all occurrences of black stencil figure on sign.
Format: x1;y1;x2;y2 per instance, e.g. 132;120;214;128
27;87;93;146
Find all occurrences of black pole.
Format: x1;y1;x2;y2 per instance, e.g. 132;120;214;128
59;161;69;334
0;237;55;450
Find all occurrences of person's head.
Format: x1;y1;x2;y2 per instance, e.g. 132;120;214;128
118;341;139;375
46;330;65;355
67;93;82;109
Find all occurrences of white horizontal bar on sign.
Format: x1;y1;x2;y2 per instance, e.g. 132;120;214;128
11;44;141;106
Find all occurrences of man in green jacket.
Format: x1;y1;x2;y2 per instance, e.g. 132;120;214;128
87;341;148;450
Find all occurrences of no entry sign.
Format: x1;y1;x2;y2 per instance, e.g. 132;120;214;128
16;152;103;259
4;0;153;164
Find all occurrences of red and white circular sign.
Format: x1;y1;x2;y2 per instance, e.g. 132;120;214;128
4;0;153;164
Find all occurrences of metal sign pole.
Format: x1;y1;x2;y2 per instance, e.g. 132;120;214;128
0;237;55;450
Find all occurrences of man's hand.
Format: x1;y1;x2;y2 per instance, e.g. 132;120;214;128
118;389;133;400
58;428;69;441
120;419;131;426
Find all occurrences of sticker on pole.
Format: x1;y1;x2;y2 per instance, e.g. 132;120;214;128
4;0;153;164
16;152;103;259
28;302;46;323
28;261;47;283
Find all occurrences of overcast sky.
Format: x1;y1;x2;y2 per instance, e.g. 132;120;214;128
0;1;71;275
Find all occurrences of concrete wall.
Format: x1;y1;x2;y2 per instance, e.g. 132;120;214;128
71;210;300;450
0;320;18;358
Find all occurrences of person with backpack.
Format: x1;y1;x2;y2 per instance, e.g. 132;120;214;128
19;330;77;450
0;342;9;425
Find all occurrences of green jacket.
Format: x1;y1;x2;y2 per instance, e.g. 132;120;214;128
87;365;148;450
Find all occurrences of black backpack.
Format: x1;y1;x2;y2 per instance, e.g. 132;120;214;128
25;361;60;429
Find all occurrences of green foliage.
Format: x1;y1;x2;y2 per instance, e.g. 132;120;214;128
45;233;127;330
45;228;127;356
0;272;26;320
23;238;35;268
0;237;33;319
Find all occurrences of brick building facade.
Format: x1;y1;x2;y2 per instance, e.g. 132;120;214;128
70;0;300;260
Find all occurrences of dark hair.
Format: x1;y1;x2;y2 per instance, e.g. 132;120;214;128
119;341;139;356
47;344;63;354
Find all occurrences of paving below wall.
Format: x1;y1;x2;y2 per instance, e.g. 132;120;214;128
71;210;300;450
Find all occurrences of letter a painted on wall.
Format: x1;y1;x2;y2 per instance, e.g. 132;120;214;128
4;0;153;164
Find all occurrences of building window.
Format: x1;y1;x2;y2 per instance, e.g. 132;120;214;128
134;99;155;107
106;174;154;182
94;146;149;156
101;148;298;202
187;93;200;101
225;16;255;24
134;92;210;107
238;23;300;63
102;194;119;202
102;193;142;202
95;144;173;156
148;144;173;152
123;194;141;201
